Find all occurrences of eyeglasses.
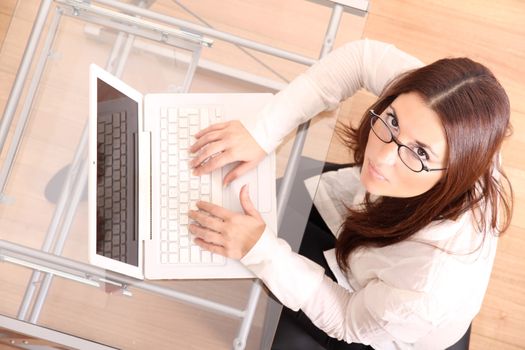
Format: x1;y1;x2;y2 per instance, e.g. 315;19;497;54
369;110;447;173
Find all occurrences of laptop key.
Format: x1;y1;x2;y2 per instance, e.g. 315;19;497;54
191;246;201;263
179;248;190;263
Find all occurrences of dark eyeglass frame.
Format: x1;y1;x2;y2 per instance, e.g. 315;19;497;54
369;110;447;173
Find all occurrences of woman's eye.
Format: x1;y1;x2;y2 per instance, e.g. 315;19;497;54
415;147;430;161
385;113;399;129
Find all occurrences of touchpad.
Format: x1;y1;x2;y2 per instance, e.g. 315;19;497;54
222;160;272;213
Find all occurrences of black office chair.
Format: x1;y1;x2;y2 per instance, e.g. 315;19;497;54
446;325;471;350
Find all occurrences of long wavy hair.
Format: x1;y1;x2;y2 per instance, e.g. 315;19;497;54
336;57;513;272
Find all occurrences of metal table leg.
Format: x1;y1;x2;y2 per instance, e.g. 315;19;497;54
0;0;55;199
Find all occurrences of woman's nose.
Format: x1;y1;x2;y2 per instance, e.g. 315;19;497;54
375;141;399;166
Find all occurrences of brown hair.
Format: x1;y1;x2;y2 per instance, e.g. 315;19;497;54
336;57;513;271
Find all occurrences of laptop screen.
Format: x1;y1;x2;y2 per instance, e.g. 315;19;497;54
96;78;140;267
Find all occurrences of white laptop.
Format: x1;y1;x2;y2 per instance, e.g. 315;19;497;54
88;64;277;280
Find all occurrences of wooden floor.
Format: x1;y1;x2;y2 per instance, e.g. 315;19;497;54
1;0;524;349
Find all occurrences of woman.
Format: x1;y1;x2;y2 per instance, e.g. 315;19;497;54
187;39;513;349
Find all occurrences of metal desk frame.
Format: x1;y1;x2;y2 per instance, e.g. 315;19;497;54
0;0;368;348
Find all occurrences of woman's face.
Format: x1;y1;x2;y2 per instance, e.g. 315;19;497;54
361;92;448;198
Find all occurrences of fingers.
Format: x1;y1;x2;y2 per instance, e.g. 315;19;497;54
190;140;226;169
190;122;230;153
189;195;264;260
193;238;227;256
188;208;224;232
190;120;266;180
188;224;224;246
239;185;263;220
192;151;232;176
195;200;231;219
193;121;228;139
223;161;257;186
189;130;224;154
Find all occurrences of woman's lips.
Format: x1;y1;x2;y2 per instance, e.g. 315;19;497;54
368;160;388;182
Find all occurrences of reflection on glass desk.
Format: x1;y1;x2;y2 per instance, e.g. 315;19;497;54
0;0;367;349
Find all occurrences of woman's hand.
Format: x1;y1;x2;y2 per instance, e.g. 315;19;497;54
188;185;265;259
190;120;266;186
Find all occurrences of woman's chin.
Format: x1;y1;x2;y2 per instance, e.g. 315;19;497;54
360;172;385;196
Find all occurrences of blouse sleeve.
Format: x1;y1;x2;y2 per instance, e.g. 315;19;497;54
245;38;424;154
301;276;434;345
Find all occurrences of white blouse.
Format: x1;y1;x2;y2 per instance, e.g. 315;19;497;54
240;39;498;349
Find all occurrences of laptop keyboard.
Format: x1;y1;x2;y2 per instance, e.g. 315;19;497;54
157;106;225;265
96;111;130;262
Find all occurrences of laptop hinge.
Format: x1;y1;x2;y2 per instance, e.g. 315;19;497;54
138;131;152;241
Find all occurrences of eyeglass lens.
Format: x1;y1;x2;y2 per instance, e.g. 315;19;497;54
370;114;424;172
